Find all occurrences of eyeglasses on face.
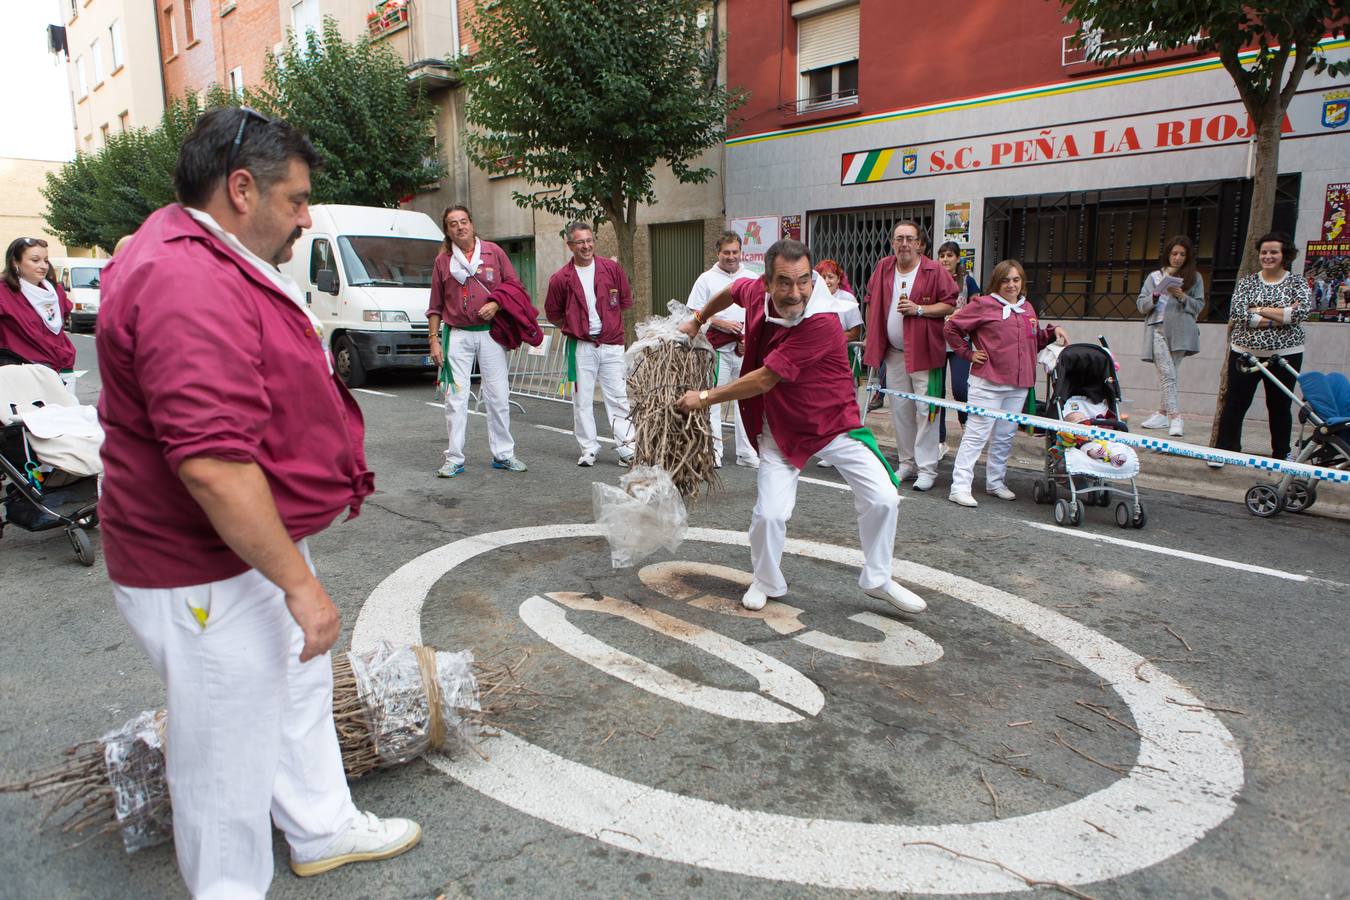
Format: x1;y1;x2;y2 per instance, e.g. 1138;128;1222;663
225;106;271;175
892;235;921;245
567;238;595;247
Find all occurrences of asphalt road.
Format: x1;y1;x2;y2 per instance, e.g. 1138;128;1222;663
1;333;1347;899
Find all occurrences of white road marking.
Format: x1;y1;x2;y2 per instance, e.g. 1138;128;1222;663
354;525;1243;894
424;400;484;417
353;387;397;397
532;423;613;444
799;476;850;491
1018;520;1310;582
795;611;944;667
523;592;823;722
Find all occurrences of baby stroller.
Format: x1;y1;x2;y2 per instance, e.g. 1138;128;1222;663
0;359;101;565
1032;342;1146;529
1237;353;1350;517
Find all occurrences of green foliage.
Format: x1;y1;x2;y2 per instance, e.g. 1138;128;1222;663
41;19;443;251
461;0;742;230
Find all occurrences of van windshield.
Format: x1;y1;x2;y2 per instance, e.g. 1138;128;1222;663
337;236;440;288
69;267;103;289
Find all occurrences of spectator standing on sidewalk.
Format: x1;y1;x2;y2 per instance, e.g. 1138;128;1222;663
687;231;758;469
1136;236;1205;437
427;205;529;478
862;221;958;492
936;241;980;435
1212;232;1312;465
96;107;420;899
545;222;636;467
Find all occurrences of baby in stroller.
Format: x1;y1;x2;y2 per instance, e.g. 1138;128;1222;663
1033;343;1147;528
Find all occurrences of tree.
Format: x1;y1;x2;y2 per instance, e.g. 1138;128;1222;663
252;19;443;206
461;0;742;290
1057;1;1348;441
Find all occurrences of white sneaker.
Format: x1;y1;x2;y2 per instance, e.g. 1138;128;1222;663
617;454;633;468
741;584;772;611
1206;460;1225;469
816;459;834;468
577;452;597;467
1168;417;1184;437
714;458;723;469
736;457;759;469
1140;412;1169;429
948;491;978;507
987;485;1016;501
912;474;936;491
863;581;927;614
290;811;421;877
938;442;949;461
896;463;918;482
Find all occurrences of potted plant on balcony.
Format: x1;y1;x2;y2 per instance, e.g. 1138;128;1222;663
367;0;408;37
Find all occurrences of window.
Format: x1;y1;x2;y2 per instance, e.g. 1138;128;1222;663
118;111;130;132
90;38;105;86
228;66;244;96
83;134;93;152
291;0;321;44
184;0;196;43
109;20;124;70
75;55;88;98
99;123;110;146
794;2;860;111
67;0;77;22
164;7;178;57
310;239;334;285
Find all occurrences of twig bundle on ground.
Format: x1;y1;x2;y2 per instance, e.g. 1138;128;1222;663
627;338;718;500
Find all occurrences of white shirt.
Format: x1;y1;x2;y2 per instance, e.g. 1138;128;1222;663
687;264;751;340
575;261;600;335
1063;396;1110;421
885;262;919;350
834;289;863;332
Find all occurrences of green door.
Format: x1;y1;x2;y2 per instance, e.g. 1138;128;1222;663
650;221;705;317
500;237;536;302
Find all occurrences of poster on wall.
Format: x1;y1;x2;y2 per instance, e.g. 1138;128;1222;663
1322;182;1348;240
943;201;972;244
1305;240;1350;319
729;216;779;274
781;215;802;242
958;247;977;282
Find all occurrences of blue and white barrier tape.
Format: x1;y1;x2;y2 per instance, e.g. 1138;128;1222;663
869;386;1350;485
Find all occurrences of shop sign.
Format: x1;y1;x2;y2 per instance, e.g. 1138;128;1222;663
842;84;1348;186
729;215;779;274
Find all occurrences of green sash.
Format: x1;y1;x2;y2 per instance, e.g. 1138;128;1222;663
846;427;900;489
564;336;578;389
925;367;945;421
1023;385;1038;433
439;323;491;392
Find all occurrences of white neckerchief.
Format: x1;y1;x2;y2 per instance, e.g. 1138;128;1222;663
20;279;62;334
449;239;482;286
764;272;850;328
996;295;1027;319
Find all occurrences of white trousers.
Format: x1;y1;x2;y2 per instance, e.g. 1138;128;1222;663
951;376;1028;494
885;348;941;478
573;340;634;457
710;347;757;464
751;427;899;596
443;328;514;466
114;542;355;900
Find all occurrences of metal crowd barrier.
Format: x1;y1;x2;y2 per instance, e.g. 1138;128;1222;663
502;321;574;405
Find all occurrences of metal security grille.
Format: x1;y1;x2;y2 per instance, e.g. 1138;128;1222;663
983;175;1300;321
807;202;935;300
650;220;706;312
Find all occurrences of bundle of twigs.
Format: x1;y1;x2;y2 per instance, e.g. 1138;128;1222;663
1;644;539;852
627;339;718;499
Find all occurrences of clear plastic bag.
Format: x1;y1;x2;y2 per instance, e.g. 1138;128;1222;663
347;642;479;765
101;709;173;853
592;465;688;568
625;300;713;376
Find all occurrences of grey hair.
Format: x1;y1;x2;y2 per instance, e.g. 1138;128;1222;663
564;221;593;241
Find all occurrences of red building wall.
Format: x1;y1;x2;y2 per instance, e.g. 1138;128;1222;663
212;0;283;93
160;0;281;101
160;0;218;101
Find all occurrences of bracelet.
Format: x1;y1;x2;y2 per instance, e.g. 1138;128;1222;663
692;310;705;327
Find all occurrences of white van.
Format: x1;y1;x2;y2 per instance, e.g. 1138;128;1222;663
50;257;110;333
279;205;442;387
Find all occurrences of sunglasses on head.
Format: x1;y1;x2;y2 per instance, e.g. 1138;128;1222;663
225;106;272;174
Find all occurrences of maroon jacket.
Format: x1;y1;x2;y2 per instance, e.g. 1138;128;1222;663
488;280;543;351
544;257;632;345
0;280;76;370
944;294;1058;389
427;240;520;329
861;255;958;372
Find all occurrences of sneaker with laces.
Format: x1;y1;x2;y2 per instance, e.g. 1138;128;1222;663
986;485;1016;501
1140;412;1169;429
290;811;421;877
492;457;528;473
435;462;465;478
577;452;597;467
1168;417;1184;437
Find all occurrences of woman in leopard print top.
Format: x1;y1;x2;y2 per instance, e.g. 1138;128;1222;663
1213;232;1313;461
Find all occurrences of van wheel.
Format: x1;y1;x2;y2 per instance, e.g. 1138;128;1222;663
333;334;367;388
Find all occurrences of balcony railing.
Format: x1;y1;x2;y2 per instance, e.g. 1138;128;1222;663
780;90;859;117
367;1;409;38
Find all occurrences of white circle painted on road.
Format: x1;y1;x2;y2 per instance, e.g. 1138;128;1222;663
353;525;1244;894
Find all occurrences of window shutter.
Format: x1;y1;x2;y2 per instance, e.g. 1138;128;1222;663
797;4;859;73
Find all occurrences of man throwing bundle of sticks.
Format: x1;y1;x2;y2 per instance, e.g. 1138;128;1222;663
676;239;926;615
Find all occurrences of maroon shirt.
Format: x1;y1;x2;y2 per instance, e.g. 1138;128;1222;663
426;240;520;329
544;257;632;345
732;278;861;469
944;294;1058;389
0;281;76;370
861;255;958;372
96;205;374;588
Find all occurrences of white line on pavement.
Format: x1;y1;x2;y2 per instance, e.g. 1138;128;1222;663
424;400;483;417
1018;519;1309;582
533;423;613;444
353;388;397;397
799;476;850;491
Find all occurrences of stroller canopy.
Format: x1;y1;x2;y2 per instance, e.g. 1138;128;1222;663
1051;344;1119;407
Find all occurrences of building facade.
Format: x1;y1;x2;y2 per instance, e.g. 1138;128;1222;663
723;0;1350;415
61;0;166;154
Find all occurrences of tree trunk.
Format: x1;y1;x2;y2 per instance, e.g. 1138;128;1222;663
1208;107;1285;445
601;195;640;341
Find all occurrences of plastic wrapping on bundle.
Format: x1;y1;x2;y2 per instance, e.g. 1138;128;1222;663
101;709;172;853
592;465;688;568
625;300;713;376
347;642;479;766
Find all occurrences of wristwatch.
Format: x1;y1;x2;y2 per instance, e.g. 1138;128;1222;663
699;390;709;407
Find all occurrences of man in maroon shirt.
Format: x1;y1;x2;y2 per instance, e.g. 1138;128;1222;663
96;108;419;898
677;239;926;616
